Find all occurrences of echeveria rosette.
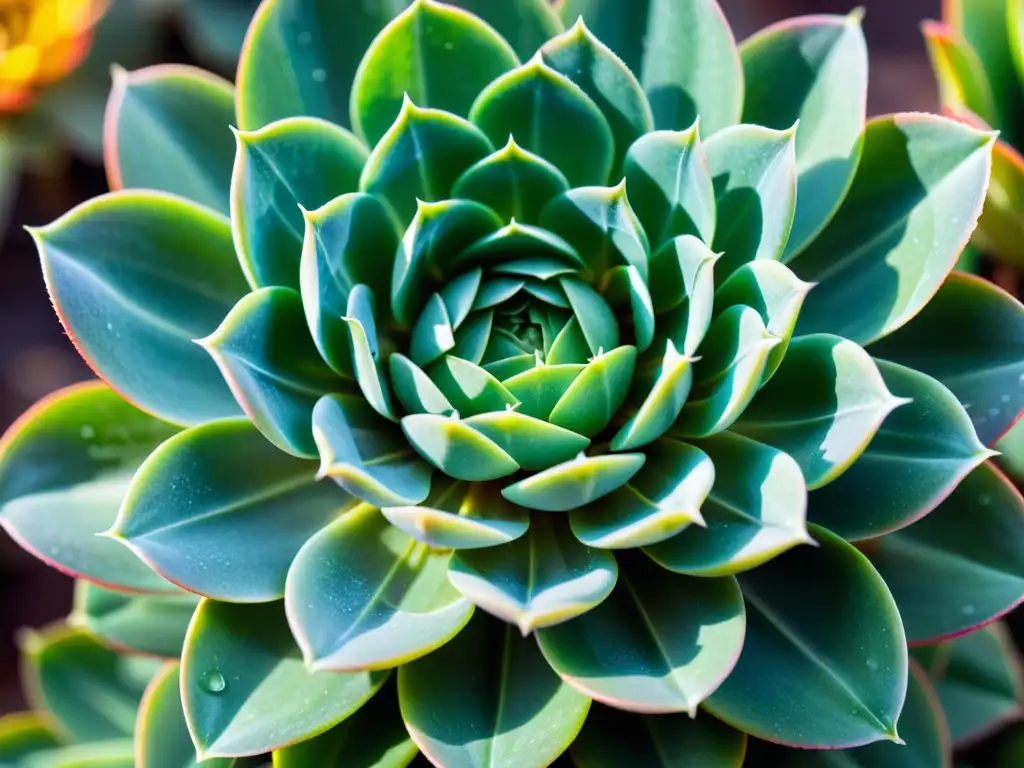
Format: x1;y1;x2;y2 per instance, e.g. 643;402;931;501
3;0;1024;765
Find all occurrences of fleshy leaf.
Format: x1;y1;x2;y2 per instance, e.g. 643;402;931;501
0;713;60;763
402;414;520;481
231;117;368;291
463;410;591;470
645;432;809;576
32;191;249;426
286;504;473;672
922;20;999;129
361;100;494;225
71;581;198;659
972;136;1024;269
428;356;519;416
352;0;518;147
870;461;1024;644
0;382;178;593
547;346;637;436
648;234;718;352
869;272;1024;446
537;553;745;713
705;526;907;748
733;334;905;490
470;56;614;187
807;360;993;540
740;13;869;258
610;339;694;451
502;363;584;419
390;353;456;416
790;113;995;345
570;439;712;549
104;65;235;215
541;19;654;176
399;611;590;767
312;394;432;507
448;515;617;634
111;419;355;602
570;704;747;768
181;600;388;758
623;125;716;250
200;287;343;458
704;123;798;279
342;285;399;420
502;452;645;512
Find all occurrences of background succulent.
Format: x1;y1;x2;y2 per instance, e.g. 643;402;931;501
2;0;1024;766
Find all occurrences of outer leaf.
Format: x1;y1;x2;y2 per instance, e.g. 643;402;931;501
272;681;418;768
732;335;906;490
740;13;869;258
915;622;1024;747
231;117;368;290
182;600;388;758
399;612;590;768
0;713;61;764
870;461;1024;644
22;626;156;743
922;21;999;127
570;705;747;767
351;0;518;147
71;581;198;659
807;360;993;541
448;515;618;634
0;382;177;593
21;739;136;767
645;432;810;576
285;504;473;672
704;123;798;279
502;452;645;512
537;553;744;713
470;57;614;187
111;419;354;602
200;287;343;458
104;65;235;215
869;272;1024;446
32;191;249;426
705;526;908;748
790;114;995;345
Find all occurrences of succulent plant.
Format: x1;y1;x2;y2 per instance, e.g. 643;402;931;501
3;0;1024;765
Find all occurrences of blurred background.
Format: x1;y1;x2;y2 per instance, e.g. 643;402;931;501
0;0;950;716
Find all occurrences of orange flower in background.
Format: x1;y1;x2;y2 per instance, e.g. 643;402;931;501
0;0;107;112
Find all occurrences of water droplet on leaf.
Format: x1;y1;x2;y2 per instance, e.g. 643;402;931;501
200;670;226;694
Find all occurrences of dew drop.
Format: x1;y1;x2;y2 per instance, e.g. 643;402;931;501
297;31;312;45
866;657;879;671
312;68;327;83
989;407;1001;418
79;424;95;439
962;604;975;616
443;41;454;50
979;494;992;506
106;322;113;331
1003;394;1012;403
200;670;226;694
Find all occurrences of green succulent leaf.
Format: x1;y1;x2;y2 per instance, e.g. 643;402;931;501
312;394;432;507
541;19;654;176
341;285;399;420
0;713;60;763
18;739;136;768
869;272;1024;446
382;480;529;550
399;611;590;768
71;581;198;659
758;662;950;767
272;681;418;768
0;382;178;593
390;354;456;416
648;235;718;353
705;526;907;749
740;13;869;259
570;704;747;767
232;117;369;290
286;504;473;671
870;461;1024;644
922;20;999;130
623;125;716;250
790;113;995;345
32;191;249;426
704;123;798;279
807;360;993;541
182;600;389;758
502;452;645;512
111;419;354;602
675;306;780;438
470;57;614;187
972;136;1024;269
428;356;519;416
351;0;518;147
611;340;694;451
537;553;744;713
463;410;591;470
200;287;344;458
402;413;520;481
644;431;809;576
732;334;905;490
448;514;618;634
546;346;636;436
570;439;712;549
914;621;1024;746
22;626;157;743
361;101;494;225
105;65;235;215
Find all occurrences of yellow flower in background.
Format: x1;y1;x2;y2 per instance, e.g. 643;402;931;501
0;0;107;112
